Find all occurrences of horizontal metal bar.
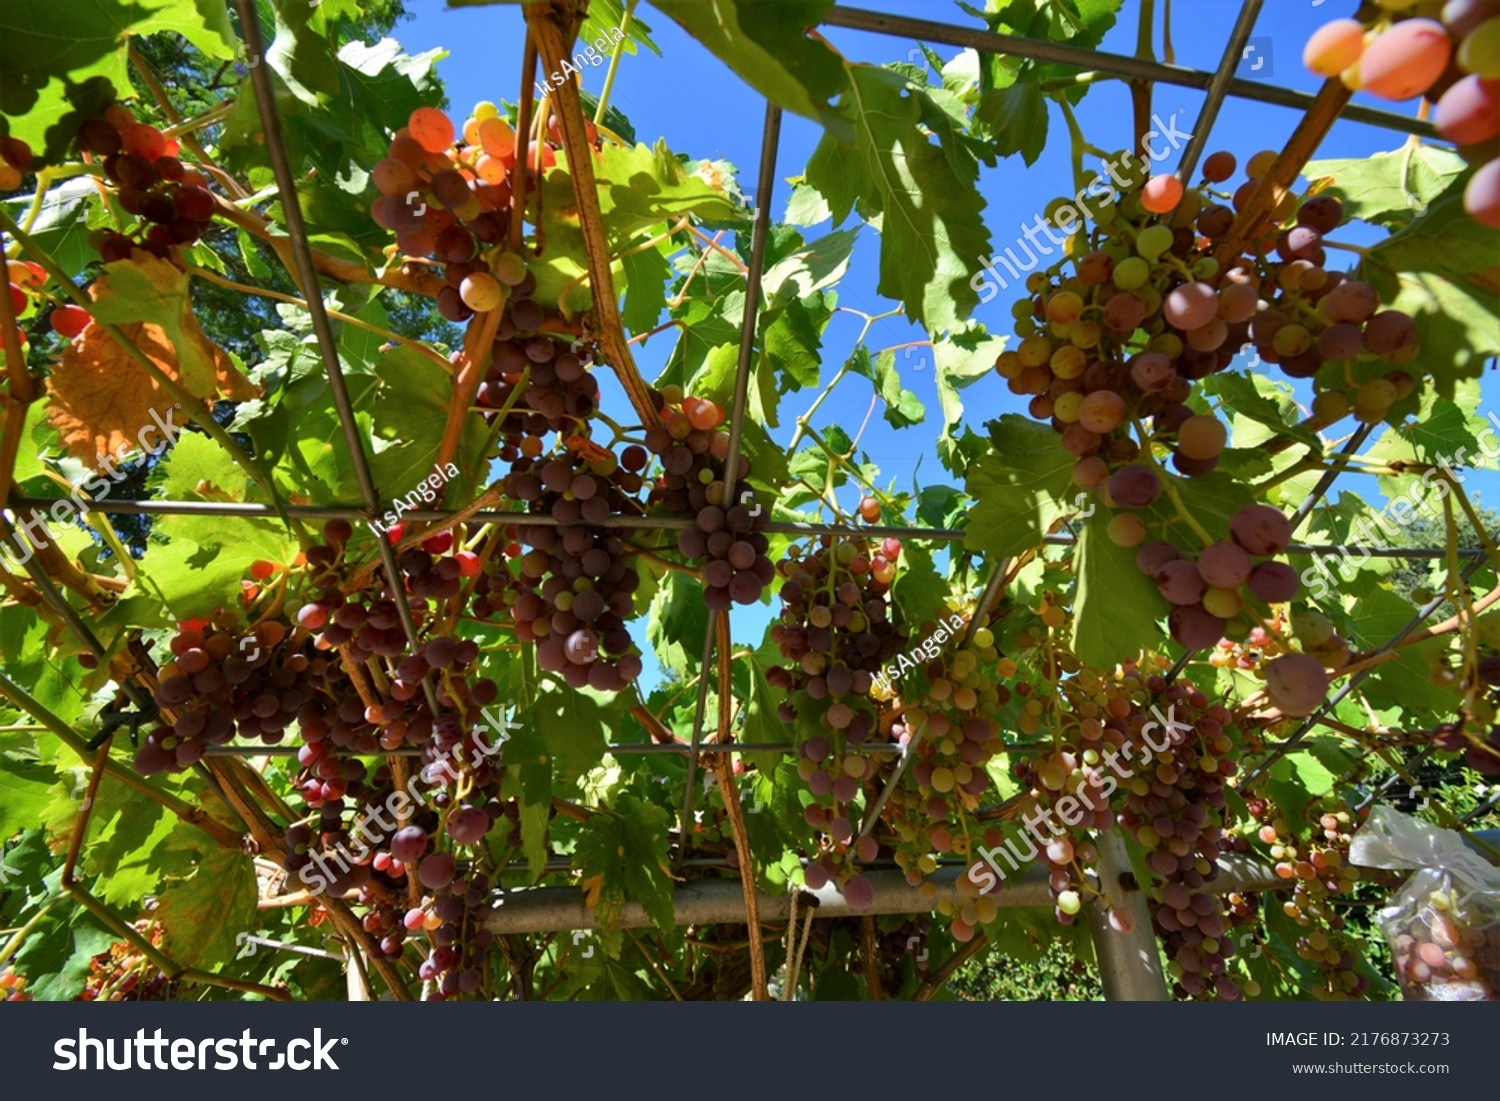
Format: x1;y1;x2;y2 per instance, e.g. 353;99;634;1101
17;498;1484;559
483;854;1290;934
203;742;905;757
823;5;1437;139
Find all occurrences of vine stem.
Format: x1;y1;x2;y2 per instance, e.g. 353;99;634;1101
593;0;637;124
0;212;310;548
1129;414;1212;545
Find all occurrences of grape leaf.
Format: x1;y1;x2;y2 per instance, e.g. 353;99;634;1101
1360;187;1500;398
890;543;950;632
807;65;993;332
1203;370;1318;450
848;346;926;429
47;257;258;467
532;683;611;786
572;792;675;931
0;733;58;844
151;823;258;969
1071;506;1162;670
1304;147;1469;231
0;0;235;164
963;415;1075;558
620;242;672;335
933;325;1005;428
648;571;711;679
649;0;851;138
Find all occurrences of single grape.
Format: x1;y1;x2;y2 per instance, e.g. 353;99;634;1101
1264;653;1330;716
1359;19;1452;101
1107;464;1161;509
1164;282;1218;331
1247;560;1300;602
1230;504;1292;555
1304;18;1366;77
1177;415;1227;461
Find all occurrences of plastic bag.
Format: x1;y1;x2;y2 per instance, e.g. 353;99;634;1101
1348;805;1500;1001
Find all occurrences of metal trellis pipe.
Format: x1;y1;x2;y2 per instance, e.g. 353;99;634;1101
20;497;1482;560
822;5;1438;139
231;0;442;716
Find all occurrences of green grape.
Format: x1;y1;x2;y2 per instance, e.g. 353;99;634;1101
1460;20;1500;79
1113;256;1151;290
1136;224;1174;261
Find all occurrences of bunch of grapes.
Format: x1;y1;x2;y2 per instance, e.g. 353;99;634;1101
1115;680;1247;1000
5;256;94;358
1238;208;1419;425
1253;805;1375;999
485;446;645;690
480;308;598;441
880;614;1009;937
1304;4;1500;226
72;105;217;262
133;611;309;776
1130;501;1302;649
371;104;516;283
0;966;30;1001
645;388;777;609
74;923;177;1001
767;535;912;905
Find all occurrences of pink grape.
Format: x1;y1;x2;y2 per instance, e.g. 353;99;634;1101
1303;18;1366;78
1436;75;1500;145
1359;20;1451;101
1466;159;1500;228
1247;560;1300;602
418;852;457;890
1364;310;1417;355
1156;560;1207;605
1164;282;1219;331
1264;652;1330;716
1169;605;1227;649
843;874;874;909
1108;464;1161;509
392;826;428;864
1196;542;1253;588
1230;504;1292;555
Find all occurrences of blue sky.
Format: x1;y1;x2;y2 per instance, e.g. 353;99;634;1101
381;0;1497;683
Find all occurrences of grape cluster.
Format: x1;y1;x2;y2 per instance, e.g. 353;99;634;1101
1388;886;1500;1000
134;612;309;775
480;309;599;439
768;535;911;905
646;388;777;610
485;447;645;690
1253;806;1374;999
73;105;217;262
1304;4;1500;226
1116;681;1246;1000
1131;503;1302;650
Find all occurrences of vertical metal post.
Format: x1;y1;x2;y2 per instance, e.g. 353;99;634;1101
1085;830;1168;1001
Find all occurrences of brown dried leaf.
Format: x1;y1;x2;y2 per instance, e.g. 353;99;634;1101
47;311;257;469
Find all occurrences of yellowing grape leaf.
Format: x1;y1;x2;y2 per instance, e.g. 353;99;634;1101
46;257;257;468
